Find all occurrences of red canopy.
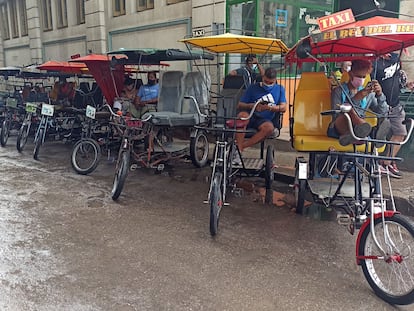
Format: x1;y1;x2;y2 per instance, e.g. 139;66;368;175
37;60;88;74
285;16;414;64
70;54;125;106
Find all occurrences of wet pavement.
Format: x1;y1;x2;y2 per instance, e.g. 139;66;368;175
0;136;413;310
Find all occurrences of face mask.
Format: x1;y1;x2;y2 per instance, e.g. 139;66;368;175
251;64;258;71
345;65;351;72
262;82;275;92
148;79;156;85
351;76;365;88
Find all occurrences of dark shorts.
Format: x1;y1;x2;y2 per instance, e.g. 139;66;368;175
247;113;272;130
389;104;407;136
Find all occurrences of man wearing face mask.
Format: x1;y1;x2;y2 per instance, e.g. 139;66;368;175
233;67;287;164
229;54;265;89
330;59;388;146
129;71;159;118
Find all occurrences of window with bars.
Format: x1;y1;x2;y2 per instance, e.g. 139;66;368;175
113;0;126;16
41;0;53;31
137;0;154;12
19;0;28;36
57;0;68;28
0;4;10;40
10;0;19;38
76;0;85;24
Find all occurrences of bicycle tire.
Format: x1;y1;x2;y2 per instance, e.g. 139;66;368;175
294;162;306;215
358;214;414;305
16;123;30;152
71;138;101;175
33;128;44;160
190;130;209;168
111;150;130;201
209;172;223;236
265;145;274;189
0;119;11;147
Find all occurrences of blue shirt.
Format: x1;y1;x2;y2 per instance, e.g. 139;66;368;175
240;82;286;120
138;83;159;102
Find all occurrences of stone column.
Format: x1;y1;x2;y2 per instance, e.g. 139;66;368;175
85;0;107;54
0;27;4;67
26;0;43;64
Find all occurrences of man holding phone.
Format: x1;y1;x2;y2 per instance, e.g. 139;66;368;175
329;59;389;146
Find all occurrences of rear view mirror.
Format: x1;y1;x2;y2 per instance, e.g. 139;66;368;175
296;38;311;59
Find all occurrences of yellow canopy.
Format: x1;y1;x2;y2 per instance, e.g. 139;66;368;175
180;33;288;55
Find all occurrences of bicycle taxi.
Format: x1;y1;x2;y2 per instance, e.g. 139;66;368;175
181;33;289;236
26;61;94;160
0;66;24;147
284;12;414;305
74;48;215;200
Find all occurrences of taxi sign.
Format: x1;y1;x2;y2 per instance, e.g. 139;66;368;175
317;9;355;32
25;102;38;113
41;103;54;116
86;105;96;119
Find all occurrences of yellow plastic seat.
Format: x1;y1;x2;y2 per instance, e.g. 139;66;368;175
293;72;383;152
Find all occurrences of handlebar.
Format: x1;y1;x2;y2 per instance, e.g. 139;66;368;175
240;99;270;121
321;106;414;147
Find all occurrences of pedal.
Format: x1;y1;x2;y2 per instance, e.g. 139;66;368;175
337;213;351;226
157;164;165;171
130;164;138;171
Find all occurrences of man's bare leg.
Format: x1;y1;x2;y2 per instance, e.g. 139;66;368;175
241;121;274;150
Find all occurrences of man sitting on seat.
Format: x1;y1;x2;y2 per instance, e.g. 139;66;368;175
234;67;287;163
129;72;158;118
329;59;389;146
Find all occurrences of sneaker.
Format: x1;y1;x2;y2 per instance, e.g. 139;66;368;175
338;134;364;146
388;163;402;178
339;134;354;146
232;151;242;166
354;122;372;138
377;164;389;175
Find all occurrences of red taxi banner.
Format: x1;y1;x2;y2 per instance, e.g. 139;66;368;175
317;9;355;32
314;23;414;42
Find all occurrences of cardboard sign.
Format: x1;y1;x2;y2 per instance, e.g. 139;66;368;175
317;9;355;32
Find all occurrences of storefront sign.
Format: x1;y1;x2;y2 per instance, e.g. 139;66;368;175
317;9;355;32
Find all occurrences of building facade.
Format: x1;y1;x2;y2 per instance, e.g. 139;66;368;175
0;0;413;72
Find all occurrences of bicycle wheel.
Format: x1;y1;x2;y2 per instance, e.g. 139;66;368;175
16;123;30;152
294;162;306;215
71;138;101;175
190;130;209;168
33;128;44;160
265;145;274;189
358;214;414;305
111;150;130;201
210;172;223;236
0;119;11;146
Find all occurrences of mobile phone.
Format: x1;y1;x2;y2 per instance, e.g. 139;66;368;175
366;82;372;89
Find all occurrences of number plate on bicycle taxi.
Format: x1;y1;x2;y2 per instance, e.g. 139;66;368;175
25;102;37;113
6;98;17;108
126;119;143;128
86;105;96;119
41;103;54;116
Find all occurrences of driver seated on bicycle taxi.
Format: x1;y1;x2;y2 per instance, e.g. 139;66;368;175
234;67;287;164
328;59;389;146
131;71;159;117
113;77;138;115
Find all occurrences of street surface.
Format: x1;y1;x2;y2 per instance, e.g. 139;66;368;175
0;138;412;311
